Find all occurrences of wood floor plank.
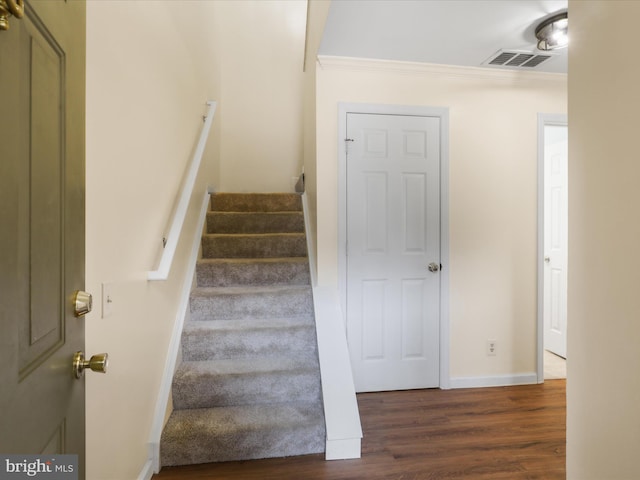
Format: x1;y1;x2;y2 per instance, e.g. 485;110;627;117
153;380;565;479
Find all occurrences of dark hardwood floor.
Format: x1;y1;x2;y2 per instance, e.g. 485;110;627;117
153;380;566;480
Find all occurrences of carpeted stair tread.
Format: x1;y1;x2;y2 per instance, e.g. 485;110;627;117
207;211;304;234
202;232;307;259
189;285;313;321
196;257;310;287
210;193;302;213
184;316;316;331
160;402;325;466
177;355;320;376
191;284;311;297
172;356;322;409
197;257;308;265
181;317;318;361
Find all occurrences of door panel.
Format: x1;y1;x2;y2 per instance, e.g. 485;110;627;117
0;0;86;474
346;113;440;392
19;7;65;373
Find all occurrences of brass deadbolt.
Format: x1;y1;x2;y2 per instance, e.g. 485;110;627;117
74;291;93;317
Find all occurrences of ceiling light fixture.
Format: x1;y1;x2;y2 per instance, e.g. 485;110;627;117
535;12;568;51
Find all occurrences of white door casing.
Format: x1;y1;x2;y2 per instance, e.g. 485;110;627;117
544;125;568;358
345;112;441;392
537;114;568;382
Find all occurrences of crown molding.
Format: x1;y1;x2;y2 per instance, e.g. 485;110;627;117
316;55;567;84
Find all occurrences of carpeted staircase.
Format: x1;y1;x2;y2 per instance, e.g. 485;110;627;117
160;193;325;466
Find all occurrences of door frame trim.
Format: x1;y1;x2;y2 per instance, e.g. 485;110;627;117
337;103;450;389
536;113;568;383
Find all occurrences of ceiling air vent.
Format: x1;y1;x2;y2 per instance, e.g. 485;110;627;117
483;50;553;69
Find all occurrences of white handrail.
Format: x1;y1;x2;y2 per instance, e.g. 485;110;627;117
148;100;217;281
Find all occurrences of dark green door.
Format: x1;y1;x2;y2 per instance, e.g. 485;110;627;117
0;0;87;476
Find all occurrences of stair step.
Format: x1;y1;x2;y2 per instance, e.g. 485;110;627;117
172;356;322;409
189;285;313;321
196;258;310;287
181;317;317;361
210;193;302;213
202;233;307;259
160;402;325;466
207;211;304;234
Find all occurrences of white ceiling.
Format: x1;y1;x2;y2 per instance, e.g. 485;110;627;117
318;0;568;74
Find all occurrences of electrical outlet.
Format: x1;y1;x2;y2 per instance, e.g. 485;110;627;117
487;339;497;356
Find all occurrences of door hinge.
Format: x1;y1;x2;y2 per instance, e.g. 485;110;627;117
345;138;354;155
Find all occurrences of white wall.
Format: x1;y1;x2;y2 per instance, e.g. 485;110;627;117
315;58;566;379
567;1;640;477
86;2;220;478
215;0;307;193
303;0;332;281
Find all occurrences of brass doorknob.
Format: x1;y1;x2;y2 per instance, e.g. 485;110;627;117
74;290;92;317
73;352;108;379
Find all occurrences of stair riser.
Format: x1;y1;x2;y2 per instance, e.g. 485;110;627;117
197;260;310;288
211;193;302;213
207;212;304;234
182;326;317;361
190;289;313;321
161;421;324;466
202;235;307;259
172;370;322;409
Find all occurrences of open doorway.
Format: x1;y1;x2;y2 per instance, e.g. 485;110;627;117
537;114;568;382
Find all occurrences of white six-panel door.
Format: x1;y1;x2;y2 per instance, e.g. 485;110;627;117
544;125;568;358
346;113;441;392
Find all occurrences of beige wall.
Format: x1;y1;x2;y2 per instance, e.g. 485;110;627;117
215;0;307;193
85;1;311;477
315;59;566;377
86;2;220;478
567;1;640;477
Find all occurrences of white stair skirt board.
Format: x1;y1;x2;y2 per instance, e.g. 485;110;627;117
302;193;362;460
326;438;362;461
147;191;212;474
449;373;538;389
313;287;363;459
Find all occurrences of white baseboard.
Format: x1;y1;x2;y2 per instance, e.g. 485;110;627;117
136;460;153;480
449;373;538;389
